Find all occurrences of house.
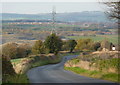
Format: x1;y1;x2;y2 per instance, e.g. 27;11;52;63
112;45;116;51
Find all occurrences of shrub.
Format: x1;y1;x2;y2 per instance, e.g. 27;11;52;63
101;40;111;51
94;58;120;72
32;40;44;54
75;39;94;51
16;46;27;58
93;42;101;51
2;55;16;82
2;43;18;59
2;43;31;59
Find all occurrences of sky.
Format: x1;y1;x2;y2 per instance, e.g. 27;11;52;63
1;1;108;14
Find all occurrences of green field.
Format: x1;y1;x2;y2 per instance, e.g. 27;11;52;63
65;35;118;44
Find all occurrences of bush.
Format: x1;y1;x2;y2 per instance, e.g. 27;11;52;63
101;40;111;51
16;46;28;58
98;47;102;51
32;40;44;54
2;43;31;59
75;39;94;51
2;43;18;59
93;42;101;51
95;58;120;72
2;55;16;82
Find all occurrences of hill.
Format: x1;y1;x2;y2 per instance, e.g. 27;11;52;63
1;11;110;22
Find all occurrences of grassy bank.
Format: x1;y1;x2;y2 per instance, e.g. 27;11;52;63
5;52;79;83
64;67;119;83
5;54;62;83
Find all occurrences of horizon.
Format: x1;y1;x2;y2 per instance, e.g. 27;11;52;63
1;11;104;15
1;2;107;14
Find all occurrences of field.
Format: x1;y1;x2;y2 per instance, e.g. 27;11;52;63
2;22;118;45
65;35;118;44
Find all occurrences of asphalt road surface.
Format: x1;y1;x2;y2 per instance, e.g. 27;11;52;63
27;55;118;84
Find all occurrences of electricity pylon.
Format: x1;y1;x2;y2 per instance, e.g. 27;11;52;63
51;6;56;34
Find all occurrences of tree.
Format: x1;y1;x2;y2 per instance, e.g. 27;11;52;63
103;1;120;21
44;33;63;54
67;40;77;53
32;40;44;54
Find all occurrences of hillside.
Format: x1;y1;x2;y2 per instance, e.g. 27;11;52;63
1;11;110;22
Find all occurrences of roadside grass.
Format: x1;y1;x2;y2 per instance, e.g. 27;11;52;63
3;74;29;83
64;67;119;83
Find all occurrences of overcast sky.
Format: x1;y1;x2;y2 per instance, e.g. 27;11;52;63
1;2;107;14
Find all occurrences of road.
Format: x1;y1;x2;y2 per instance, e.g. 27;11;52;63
27;55;118;84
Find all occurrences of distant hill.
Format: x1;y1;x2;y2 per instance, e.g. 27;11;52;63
1;11;110;22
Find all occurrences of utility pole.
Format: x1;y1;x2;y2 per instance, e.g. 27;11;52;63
51;6;56;34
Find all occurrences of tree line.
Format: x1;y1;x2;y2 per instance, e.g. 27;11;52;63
1;33;117;60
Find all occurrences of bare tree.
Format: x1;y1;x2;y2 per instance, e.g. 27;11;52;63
102;0;120;51
103;1;120;22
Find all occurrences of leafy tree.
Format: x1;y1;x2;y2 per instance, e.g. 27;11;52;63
32;40;44;54
44;33;63;54
67;40;77;53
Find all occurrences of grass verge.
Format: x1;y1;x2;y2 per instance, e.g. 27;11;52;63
64;67;119;83
3;74;29;84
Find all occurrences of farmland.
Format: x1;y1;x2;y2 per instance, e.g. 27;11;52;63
2;20;118;45
65;35;118;44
